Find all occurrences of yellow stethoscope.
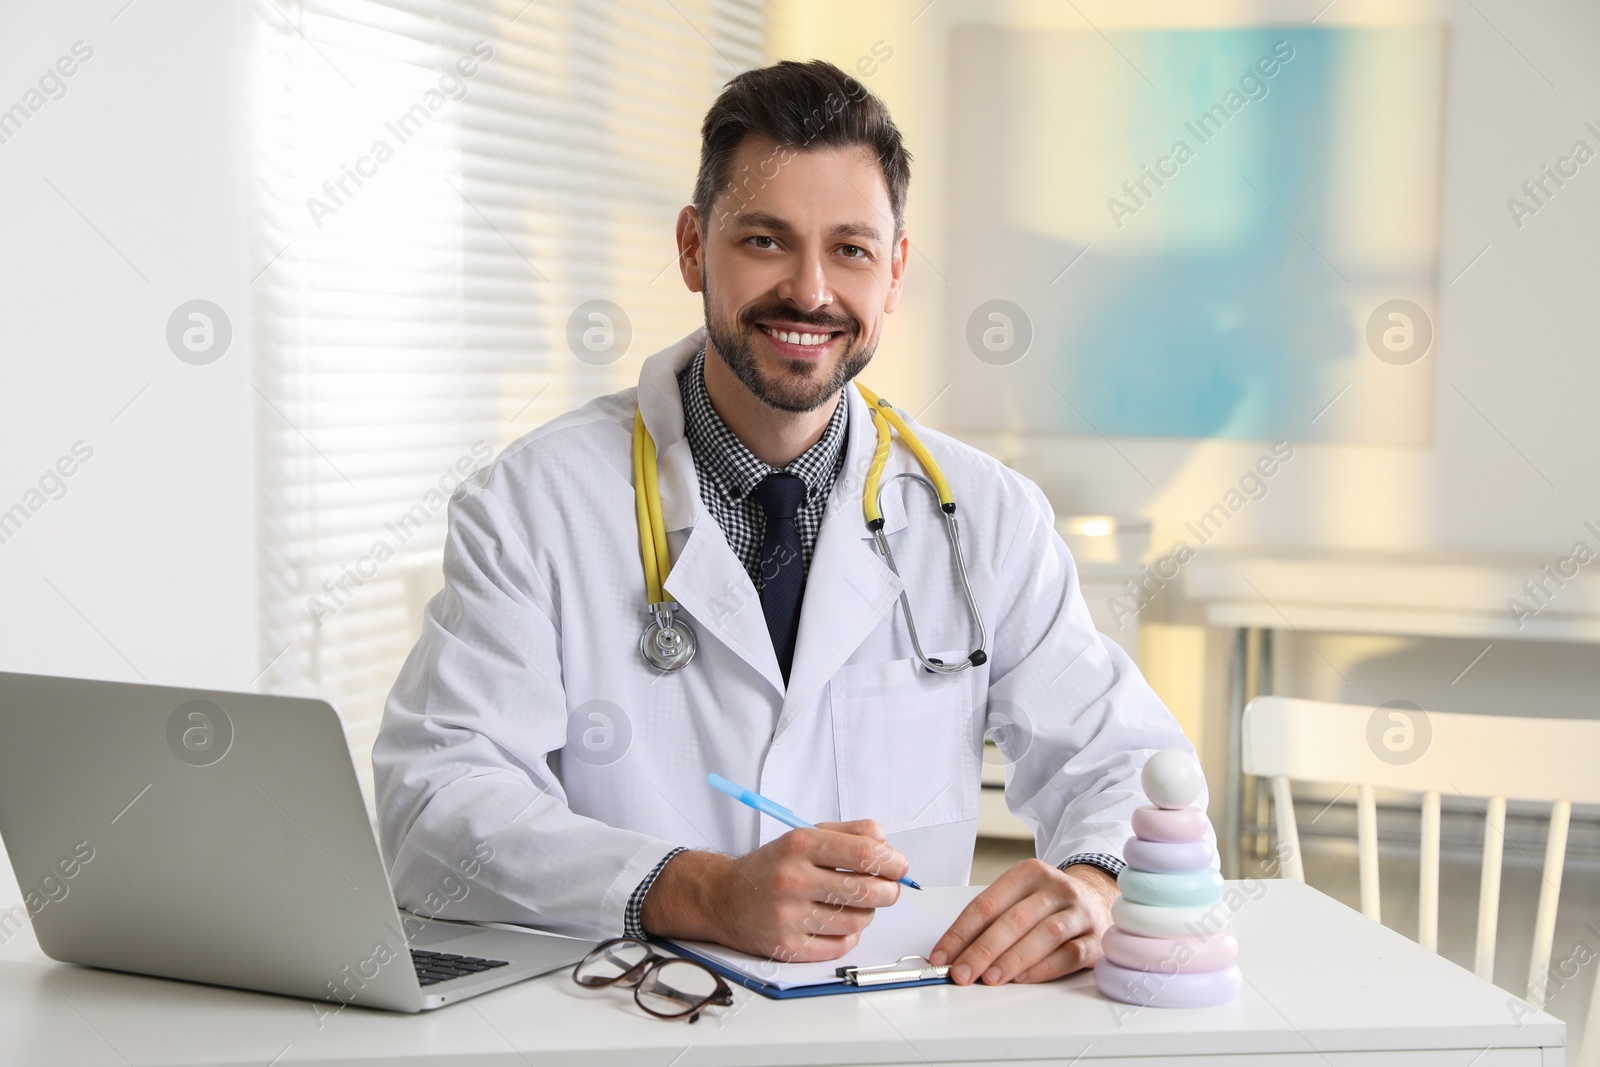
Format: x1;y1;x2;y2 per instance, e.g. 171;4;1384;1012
633;383;988;675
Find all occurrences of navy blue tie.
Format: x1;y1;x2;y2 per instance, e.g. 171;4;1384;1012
750;472;807;684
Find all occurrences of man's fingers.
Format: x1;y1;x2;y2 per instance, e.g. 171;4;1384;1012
944;893;1060;985
767;832;900;906
801;828;908;884
768;931;861;964
815;865;900;910
791;902;877;937
1015;933;1101;983
982;905;1094;985
928;870;1034;968
925;860;1114;983
814;819;887;843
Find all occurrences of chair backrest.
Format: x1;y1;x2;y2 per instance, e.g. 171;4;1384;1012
1242;695;1600;1062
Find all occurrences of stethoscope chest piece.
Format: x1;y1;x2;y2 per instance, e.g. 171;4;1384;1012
640;602;696;673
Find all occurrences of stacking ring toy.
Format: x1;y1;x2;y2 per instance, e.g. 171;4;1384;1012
1123;836;1215;873
1131;804;1209;843
1110;897;1223;940
1141;748;1206;809
1118;867;1224;908
1094;958;1242;1008
1102;927;1238;973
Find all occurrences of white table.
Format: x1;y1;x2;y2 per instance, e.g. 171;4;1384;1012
0;876;1562;1065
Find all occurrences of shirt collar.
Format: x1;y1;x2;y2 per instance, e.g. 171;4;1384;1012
677;347;848;504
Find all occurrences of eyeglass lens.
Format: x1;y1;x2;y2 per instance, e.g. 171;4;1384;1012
574;939;653;987
636;959;727;1019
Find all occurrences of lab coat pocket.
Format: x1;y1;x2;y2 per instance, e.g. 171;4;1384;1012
830;655;980;835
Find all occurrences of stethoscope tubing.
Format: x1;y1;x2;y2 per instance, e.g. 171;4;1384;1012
871;473;988;674
633;385;988;675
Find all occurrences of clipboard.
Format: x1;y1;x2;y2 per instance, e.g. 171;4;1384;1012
652;884;982;999
657;941;950;998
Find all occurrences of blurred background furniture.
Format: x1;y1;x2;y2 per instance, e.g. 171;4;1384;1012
1186;549;1600;877
1245;694;1600;1066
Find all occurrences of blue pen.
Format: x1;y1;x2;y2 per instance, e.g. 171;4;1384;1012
706;772;922;890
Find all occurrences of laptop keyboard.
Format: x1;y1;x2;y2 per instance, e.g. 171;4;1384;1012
411;948;511;986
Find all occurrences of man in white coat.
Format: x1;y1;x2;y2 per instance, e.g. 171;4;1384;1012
374;59;1201;988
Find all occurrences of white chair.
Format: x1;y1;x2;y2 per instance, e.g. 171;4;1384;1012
1243;695;1600;1063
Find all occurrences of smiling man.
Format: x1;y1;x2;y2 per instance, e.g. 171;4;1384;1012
374;59;1201;989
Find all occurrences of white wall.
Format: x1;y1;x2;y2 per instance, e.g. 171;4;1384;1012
771;0;1600;562
0;0;257;689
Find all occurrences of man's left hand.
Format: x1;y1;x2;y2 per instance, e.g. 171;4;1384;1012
928;859;1118;985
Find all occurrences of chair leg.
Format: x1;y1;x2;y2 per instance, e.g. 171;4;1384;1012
1526;799;1570;1007
1581;949;1600;1067
1419;790;1440;952
1270;775;1303;881
1358;784;1380;923
1475;795;1507;982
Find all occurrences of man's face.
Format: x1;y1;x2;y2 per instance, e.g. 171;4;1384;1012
677;136;908;414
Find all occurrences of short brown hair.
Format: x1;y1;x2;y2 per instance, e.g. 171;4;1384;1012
693;59;912;236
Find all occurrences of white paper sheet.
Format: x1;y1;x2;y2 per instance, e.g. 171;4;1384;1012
665;884;985;990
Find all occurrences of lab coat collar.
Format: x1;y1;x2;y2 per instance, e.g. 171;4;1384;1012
635;328;705;535
776;377;909;731
632;330;914;706
637;330;785;690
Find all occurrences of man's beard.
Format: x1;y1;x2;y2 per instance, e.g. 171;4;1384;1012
702;287;875;414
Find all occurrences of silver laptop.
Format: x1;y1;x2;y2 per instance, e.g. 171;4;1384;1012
0;671;593;1012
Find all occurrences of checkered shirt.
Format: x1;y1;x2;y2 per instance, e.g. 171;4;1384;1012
674;347;847;592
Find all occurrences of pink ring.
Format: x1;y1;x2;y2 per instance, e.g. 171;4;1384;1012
1123;835;1215;873
1102;927;1238;973
1131;804;1209;843
1094;958;1241;1008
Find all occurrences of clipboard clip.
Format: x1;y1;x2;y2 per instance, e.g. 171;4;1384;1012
836;955;951;986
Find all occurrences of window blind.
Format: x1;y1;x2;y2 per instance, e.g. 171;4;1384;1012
249;0;764;800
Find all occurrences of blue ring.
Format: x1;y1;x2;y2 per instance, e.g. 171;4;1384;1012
1118;867;1224;908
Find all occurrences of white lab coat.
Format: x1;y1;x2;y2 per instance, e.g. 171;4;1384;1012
373;329;1201;940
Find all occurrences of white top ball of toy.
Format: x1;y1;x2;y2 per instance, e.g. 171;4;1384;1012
1142;748;1204;810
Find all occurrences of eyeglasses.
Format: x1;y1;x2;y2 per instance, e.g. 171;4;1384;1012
572;938;734;1022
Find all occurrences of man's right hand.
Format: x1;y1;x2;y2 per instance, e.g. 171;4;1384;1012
638;820;908;961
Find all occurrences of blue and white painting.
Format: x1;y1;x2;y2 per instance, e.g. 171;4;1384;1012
943;26;1444;444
